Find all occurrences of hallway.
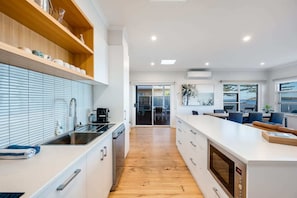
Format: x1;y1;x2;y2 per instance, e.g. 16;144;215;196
109;127;203;198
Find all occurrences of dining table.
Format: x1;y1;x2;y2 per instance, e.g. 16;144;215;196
203;112;271;119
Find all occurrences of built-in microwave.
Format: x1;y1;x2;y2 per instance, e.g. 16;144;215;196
208;141;246;198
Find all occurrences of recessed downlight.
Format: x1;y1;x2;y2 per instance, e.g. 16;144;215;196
260;62;265;66
242;35;252;42
150;62;155;66
151;35;157;41
161;60;176;65
205;62;210;66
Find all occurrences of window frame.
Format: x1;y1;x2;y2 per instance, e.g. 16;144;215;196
277;81;297;113
223;83;259;112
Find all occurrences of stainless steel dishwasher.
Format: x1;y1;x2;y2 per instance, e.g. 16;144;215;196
111;123;125;191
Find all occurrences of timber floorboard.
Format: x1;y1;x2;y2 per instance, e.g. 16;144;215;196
108;127;204;198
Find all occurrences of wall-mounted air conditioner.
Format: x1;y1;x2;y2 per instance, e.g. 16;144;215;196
187;70;212;78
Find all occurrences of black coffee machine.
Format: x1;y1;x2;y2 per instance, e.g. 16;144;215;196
96;108;109;123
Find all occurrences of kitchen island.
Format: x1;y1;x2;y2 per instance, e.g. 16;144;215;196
0;123;122;198
176;115;297;198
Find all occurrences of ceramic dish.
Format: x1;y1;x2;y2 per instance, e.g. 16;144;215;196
53;59;64;66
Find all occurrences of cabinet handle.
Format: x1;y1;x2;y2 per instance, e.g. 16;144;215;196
56;169;81;191
190;129;197;135
178;128;182;132
103;146;107;157
190;141;197;148
100;149;104;161
212;187;221;198
178;120;182;124
178;140;182;145
190;158;197;166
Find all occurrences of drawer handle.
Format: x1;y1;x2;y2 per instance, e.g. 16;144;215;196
178;140;182;145
104;146;107;157
100;149;104;161
178;120;182;124
212;187;221;198
190;141;197;147
56;169;81;191
190;129;197;135
178;128;182;132
190;158;197;166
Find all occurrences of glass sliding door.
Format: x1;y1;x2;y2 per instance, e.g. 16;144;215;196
153;85;170;125
136;85;152;125
136;85;170;125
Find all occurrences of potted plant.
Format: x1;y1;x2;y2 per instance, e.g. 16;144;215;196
263;104;272;113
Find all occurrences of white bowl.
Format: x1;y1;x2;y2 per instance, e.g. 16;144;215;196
64;62;70;69
75;67;81;72
53;59;64;66
70;65;76;70
43;54;52;60
18;47;32;54
80;69;86;75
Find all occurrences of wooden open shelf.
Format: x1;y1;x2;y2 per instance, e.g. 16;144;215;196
0;0;93;54
0;41;93;81
0;0;96;82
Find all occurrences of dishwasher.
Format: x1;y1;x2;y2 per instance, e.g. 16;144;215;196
111;123;125;191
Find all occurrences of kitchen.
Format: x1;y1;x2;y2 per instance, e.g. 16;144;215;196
1;0;297;198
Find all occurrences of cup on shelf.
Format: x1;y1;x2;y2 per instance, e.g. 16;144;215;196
32;50;44;58
70;65;76;71
64;62;70;69
75;67;81;73
43;54;52;61
80;69;86;75
53;59;64;66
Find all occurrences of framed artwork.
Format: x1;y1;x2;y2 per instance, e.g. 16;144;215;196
182;84;214;106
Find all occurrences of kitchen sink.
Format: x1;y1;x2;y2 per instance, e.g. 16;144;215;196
44;132;101;145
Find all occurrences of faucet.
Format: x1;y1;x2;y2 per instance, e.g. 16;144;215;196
69;98;77;131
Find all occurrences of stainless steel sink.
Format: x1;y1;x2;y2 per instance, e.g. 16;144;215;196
44;132;101;145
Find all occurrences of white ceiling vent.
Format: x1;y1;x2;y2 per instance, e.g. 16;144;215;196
187;70;212;78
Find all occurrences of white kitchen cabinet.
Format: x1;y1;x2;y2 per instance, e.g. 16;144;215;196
176;118;223;198
93;29;130;157
176;118;186;157
86;133;113;198
204;171;229;198
34;156;87;198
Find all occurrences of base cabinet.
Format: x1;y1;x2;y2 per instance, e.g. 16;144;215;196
176;119;229;198
34;156;86;198
203;171;229;198
86;133;113;198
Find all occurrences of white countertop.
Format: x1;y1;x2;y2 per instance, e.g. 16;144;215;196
0;123;121;197
177;115;297;164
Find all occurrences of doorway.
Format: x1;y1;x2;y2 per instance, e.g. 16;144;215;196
136;85;170;125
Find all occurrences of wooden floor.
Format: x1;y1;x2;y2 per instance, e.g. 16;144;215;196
108;127;204;198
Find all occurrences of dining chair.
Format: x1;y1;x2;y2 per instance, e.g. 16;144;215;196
214;109;225;113
155;107;165;120
268;112;284;125
228;112;243;123
244;107;255;112
192;110;199;115
224;105;234;113
244;112;263;123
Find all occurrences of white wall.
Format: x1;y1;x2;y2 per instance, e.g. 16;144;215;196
130;70;267;127
75;0;109;84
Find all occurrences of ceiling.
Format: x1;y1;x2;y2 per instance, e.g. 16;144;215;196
94;0;297;72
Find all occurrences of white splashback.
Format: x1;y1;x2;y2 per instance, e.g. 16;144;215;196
0;63;93;148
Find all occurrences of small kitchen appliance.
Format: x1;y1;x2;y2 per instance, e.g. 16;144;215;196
96;108;109;123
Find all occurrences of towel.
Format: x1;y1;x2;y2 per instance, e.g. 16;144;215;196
0;145;40;160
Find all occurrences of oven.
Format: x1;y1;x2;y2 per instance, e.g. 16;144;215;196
110;123;125;191
208;141;246;198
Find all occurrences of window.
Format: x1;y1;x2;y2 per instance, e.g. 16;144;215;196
223;84;258;112
278;81;297;113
